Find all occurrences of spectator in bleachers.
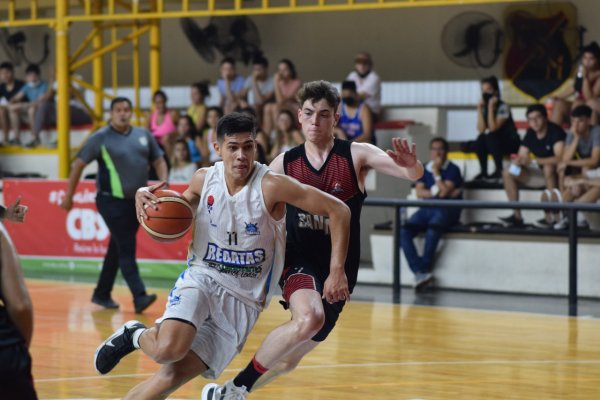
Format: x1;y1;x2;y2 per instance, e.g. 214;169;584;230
0;62;25;146
499;104;566;228
553;104;600;229
8;64;51;147
174;115;205;167
268;109;303;163
345;51;381;120
30;73;92;148
334;80;373;143
400;137;463;291
203;106;224;165
240;56;274;126
187;81;209;132
551;42;600;126
218;57;245;114
474;75;520;182
262;58;302;135
168;138;197;183
237;106;268;165
563;174;600;229
147;90;179;155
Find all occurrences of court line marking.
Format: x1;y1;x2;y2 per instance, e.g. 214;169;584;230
25;280;600;322
35;358;600;383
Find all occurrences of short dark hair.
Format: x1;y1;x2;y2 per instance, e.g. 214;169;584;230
253;56;269;68
583;41;600;61
0;62;14;71
571;104;593;118
297;80;340;111
191;81;210;98
430;137;449;152
153;90;167;102
110;97;132;110
25;64;40;75
207;106;224;118
526;104;548;118
341;80;357;92
216;112;256;141
279;59;297;79
480;75;500;94
220;57;236;66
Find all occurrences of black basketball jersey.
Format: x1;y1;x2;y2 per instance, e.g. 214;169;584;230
283;139;366;291
0;289;24;348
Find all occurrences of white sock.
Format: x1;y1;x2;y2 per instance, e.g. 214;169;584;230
132;328;145;349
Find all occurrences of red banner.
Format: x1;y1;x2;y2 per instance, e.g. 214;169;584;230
2;179;192;261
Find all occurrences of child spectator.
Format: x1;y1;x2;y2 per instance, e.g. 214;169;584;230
0;62;25;146
187;81;209;132
175;115;205;167
268;109;303;162
552;42;600;126
217;57;245;114
8;64;51;147
474;75;520;181
499;104;566;228
335;80;373;143
345;51;382;120
168;138;197;183
262;58;301;134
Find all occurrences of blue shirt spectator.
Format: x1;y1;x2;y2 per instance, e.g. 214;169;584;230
401;137;463;291
19;80;48;103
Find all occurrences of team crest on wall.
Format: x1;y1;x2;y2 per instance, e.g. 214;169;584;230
504;2;579;100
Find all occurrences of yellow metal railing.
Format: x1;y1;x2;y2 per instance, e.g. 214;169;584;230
0;0;534;178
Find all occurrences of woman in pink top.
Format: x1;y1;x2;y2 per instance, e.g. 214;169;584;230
263;59;302;134
146;90;179;156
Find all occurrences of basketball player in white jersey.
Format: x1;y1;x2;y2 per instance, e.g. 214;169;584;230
92;112;351;399
202;81;423;399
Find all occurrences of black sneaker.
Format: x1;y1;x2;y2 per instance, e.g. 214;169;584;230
91;295;119;309
484;171;502;183
533;218;553;229
499;214;524;227
134;293;157;314
472;172;488;181
94;320;146;374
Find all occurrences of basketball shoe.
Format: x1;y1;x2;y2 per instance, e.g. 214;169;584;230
201;380;248;400
94;320;146;374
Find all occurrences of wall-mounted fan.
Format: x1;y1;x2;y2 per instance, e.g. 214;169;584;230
441;12;504;69
180;16;263;65
0;28;50;66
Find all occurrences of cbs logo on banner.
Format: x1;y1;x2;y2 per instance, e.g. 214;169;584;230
66;209;109;241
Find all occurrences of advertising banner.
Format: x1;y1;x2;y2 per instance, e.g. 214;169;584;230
2;179;192;280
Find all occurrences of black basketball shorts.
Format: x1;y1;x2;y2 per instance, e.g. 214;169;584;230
279;264;346;342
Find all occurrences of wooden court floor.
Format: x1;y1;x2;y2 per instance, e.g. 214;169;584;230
27;279;600;399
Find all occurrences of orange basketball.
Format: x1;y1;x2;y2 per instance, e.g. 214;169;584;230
140;189;193;242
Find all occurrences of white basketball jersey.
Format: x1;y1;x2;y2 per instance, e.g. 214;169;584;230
188;161;285;311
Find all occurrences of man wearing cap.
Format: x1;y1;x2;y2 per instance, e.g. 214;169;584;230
345;51;382;121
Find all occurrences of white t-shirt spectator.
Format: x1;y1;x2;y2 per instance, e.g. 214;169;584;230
168;163;197;183
346;70;382;115
244;76;274;106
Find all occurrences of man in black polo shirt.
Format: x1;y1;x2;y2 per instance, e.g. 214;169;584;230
500;104;566;227
0;62;25;146
60;97;168;313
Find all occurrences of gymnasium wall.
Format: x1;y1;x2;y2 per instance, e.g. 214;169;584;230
1;1;600;87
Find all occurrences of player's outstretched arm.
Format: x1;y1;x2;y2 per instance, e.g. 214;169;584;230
1;197;28;223
352;137;424;181
263;173;351;304
0;225;33;347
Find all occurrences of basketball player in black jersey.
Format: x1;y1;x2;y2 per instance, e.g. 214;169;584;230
202;81;423;399
0;198;37;399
